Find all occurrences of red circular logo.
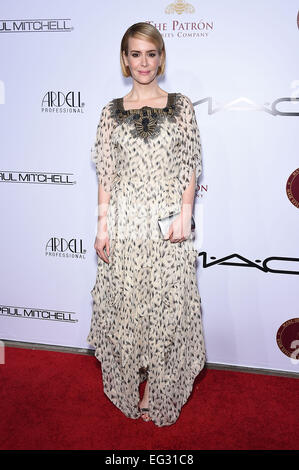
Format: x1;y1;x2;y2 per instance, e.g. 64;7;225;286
276;318;299;359
286;169;299;208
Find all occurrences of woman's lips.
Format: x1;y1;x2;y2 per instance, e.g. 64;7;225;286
139;71;150;74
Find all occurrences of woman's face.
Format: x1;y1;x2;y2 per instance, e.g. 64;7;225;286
122;36;162;84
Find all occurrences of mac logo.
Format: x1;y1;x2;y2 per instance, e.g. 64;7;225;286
198;252;299;275
193;96;299;116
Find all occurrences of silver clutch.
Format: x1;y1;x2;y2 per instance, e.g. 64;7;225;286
158;211;196;238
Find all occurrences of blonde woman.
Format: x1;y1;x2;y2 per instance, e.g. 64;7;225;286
87;22;206;427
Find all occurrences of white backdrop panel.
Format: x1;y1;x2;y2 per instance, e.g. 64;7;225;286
0;0;298;373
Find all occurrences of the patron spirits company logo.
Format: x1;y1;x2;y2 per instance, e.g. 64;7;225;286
0;171;75;185
196;183;208;199
41;91;84;113
276;318;299;364
165;0;195;14
146;0;214;38
0;18;73;33
286;168;299;208
41;91;85;114
0;304;77;322
45;237;86;259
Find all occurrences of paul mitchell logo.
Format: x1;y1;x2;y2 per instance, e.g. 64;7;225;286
0;18;73;33
0;305;77;322
0;171;75;185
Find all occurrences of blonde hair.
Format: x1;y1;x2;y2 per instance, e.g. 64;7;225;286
120;22;166;78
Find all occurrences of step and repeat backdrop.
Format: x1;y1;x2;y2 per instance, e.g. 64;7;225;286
1;0;298;373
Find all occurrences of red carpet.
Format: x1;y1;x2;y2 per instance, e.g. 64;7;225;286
0;346;298;450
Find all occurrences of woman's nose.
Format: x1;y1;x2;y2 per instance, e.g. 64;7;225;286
141;54;148;66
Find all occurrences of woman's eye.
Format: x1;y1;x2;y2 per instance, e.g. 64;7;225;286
131;53;156;58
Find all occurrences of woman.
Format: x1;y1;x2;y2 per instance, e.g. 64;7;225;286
87;22;206;427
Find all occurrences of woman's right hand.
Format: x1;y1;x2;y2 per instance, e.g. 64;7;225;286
94;216;110;263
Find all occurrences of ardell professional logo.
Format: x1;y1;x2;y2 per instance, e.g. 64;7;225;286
45;237;86;259
41;91;84;113
192;96;299;116
198;252;299;275
165;0;195;14
276;318;299;363
0;305;77;322
0;18;73;33
286;168;299;208
0;171;75;185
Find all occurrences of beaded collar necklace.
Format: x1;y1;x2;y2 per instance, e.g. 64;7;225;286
109;92;181;142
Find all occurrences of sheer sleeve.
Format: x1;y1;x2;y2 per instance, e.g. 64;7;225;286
91;101;116;193
177;94;202;194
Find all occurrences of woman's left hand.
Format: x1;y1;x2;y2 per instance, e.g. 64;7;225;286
164;212;192;243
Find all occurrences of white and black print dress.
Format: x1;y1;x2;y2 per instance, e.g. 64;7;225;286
87;92;206;427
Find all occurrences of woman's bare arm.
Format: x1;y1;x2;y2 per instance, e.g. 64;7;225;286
165;168;196;242
95;184;111;263
97;183;111;230
181;168;196;220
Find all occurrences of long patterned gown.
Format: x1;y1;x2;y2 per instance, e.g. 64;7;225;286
87;92;206;427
